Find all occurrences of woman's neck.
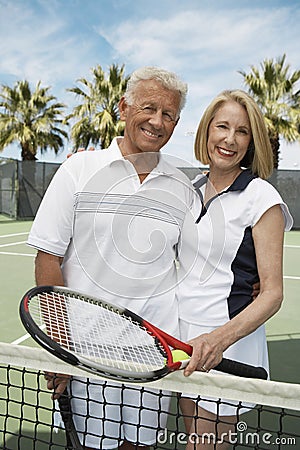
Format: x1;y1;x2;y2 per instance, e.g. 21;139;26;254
205;167;242;202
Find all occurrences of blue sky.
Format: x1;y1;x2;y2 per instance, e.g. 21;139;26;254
0;0;299;168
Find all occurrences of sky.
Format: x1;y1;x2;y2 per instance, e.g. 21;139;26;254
0;0;299;169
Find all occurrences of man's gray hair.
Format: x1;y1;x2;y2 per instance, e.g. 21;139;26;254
124;66;188;115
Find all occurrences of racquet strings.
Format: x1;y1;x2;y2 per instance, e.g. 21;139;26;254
28;291;167;373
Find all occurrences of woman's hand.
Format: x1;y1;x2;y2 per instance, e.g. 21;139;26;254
183;332;224;377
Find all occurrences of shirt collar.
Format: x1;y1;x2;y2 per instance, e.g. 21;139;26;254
109;137;174;176
226;169;258;192
193;169;258;223
107;137;126;164
193;169;257;192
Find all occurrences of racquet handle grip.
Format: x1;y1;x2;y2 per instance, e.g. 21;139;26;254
57;389;83;449
215;358;268;379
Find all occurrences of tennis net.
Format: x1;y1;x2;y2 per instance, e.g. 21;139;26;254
0;342;299;449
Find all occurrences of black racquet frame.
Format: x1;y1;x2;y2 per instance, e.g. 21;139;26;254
20;285;268;383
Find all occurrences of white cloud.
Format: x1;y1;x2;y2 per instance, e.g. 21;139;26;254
0;0;97;95
98;6;299;77
95;4;300;168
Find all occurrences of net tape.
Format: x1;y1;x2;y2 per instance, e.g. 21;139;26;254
1;342;300;449
1;343;299;410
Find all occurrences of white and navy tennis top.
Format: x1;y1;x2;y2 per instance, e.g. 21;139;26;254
177;169;293;326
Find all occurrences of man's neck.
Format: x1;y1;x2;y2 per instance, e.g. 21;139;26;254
125;152;160;183
117;139;160;182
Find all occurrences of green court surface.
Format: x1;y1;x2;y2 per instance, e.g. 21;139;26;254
0;218;300;449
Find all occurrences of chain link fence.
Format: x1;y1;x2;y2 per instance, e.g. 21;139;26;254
0;158;60;219
0;158;299;228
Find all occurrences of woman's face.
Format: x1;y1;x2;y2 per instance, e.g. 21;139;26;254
207;100;252;173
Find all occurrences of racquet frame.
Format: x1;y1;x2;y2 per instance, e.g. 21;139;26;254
20;285;268;383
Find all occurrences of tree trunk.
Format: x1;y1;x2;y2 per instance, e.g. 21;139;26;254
269;134;280;169
21;143;37;161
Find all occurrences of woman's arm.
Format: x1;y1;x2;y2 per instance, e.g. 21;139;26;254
184;204;285;376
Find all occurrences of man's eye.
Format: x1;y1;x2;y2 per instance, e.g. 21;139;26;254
143;106;155;112
163;112;174;122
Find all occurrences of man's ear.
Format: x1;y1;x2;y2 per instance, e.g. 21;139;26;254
118;97;128;121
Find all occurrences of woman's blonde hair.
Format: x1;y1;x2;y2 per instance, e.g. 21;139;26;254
194;90;274;179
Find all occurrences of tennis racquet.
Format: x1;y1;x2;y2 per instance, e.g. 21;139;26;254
57;388;83;450
19;285;268;383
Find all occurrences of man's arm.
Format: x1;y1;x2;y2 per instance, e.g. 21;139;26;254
35;250;70;398
35;250;64;286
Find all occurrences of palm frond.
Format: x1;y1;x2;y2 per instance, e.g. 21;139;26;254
0;80;67;159
67;63;129;149
239;54;300;167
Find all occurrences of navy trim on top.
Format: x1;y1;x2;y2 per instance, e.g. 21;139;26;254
193;169;257;223
226;169;258;192
228;227;259;319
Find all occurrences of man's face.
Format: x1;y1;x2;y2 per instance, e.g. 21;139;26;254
119;79;181;157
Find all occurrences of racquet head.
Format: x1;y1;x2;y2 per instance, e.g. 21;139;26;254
19;285;184;382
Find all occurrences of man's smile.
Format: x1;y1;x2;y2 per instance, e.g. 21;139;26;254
141;127;162;138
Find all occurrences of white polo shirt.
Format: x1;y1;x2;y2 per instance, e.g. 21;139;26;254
178;169;293;326
28;138;199;336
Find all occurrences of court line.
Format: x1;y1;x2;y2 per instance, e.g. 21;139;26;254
11;324;46;345
284;276;300;280
0;240;27;248
11;334;31;345
0;251;35;257
284;245;300;249
0;232;29;238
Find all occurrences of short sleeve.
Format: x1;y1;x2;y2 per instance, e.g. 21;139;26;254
27;161;77;256
249;179;293;231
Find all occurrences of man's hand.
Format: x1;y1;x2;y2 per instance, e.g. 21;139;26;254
44;371;71;400
67;146;95;158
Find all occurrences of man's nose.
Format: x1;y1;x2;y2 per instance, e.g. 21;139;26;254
148;110;164;128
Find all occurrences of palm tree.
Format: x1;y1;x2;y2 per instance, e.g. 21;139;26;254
66;63;129;150
239;54;300;168
0;80;67;160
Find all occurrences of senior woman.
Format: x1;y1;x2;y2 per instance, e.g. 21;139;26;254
178;90;293;449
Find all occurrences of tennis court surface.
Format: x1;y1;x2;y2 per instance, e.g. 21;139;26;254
0;218;299;449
